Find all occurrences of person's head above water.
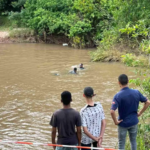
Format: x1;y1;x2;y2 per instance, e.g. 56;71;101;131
83;87;96;98
80;63;84;68
61;91;72;105
74;67;77;73
118;74;128;87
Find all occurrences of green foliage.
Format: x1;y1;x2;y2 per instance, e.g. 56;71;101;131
0;16;11;26
140;40;150;54
121;53;148;67
120;21;149;38
130;70;150;98
127;70;150;150
0;0;26;14
21;0;111;47
11;0;26;10
119;20;150;47
0;0;26;28
90;49;123;62
72;36;85;49
8;11;24;27
91;0;150;62
9;28;35;38
90;27;120;61
111;0;150;26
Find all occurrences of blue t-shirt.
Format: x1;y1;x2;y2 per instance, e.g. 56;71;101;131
111;87;147;127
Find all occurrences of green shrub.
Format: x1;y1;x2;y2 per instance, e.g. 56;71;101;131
90;49;123;62
91;0;150;61
121;53;148;67
21;0;111;47
9;28;35;38
8;11;24;27
0;16;11;26
71;36;85;48
127;70;150;150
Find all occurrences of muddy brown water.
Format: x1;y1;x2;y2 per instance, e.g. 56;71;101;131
0;43;136;149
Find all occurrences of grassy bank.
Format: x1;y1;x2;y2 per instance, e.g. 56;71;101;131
90;0;150;67
0;16;12;31
90;23;150;68
0;16;36;43
125;74;150;150
90;46;149;68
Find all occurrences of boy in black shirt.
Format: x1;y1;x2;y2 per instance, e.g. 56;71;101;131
50;91;81;150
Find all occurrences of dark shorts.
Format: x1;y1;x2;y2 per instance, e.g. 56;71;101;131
81;142;97;150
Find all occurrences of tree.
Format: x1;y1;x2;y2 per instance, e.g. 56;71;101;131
22;0;111;47
0;0;26;14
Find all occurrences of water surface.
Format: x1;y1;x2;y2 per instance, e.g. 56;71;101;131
0;43;136;149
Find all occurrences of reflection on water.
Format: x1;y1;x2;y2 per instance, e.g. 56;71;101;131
0;43;136;149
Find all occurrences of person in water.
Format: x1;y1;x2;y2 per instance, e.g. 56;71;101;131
110;74;150;150
50;91;81;150
69;67;77;74
79;64;84;69
80;87;106;149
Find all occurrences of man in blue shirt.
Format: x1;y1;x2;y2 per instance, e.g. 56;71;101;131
110;74;150;150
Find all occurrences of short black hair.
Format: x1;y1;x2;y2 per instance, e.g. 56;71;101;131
74;68;77;71
84;87;94;98
61;91;72;105
118;74;128;85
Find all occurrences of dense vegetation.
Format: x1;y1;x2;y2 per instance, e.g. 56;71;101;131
125;70;150;150
0;0;25;13
23;0;112;47
1;0;150;50
90;0;150;67
0;0;112;47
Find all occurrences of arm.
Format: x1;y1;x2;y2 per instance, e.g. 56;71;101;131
76;126;81;150
98;119;106;147
51;127;56;150
99;119;106;138
83;126;99;141
138;100;150;117
110;110;123;125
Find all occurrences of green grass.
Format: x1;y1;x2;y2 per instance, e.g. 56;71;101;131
0;16;12;31
0;16;35;38
9;28;35;38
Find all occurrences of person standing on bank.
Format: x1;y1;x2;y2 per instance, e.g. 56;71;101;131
80;87;106;150
110;74;150;150
50;91;82;150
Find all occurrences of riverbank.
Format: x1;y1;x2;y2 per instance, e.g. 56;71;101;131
0;30;94;47
0;29;37;43
0;16;92;47
90;43;150;68
0;29;71;46
0;32;69;45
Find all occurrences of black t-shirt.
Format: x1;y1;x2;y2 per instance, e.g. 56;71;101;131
50;108;81;145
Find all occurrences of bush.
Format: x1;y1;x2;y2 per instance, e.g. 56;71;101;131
126;70;150;150
91;0;150;61
9;28;35;38
8;11;24;27
90;49;123;62
121;53;149;67
0;16;11;26
21;0;111;47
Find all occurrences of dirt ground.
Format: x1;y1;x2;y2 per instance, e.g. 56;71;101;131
0;31;9;38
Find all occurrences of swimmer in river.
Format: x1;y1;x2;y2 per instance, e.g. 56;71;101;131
79;63;84;69
54;73;59;76
69;67;77;74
